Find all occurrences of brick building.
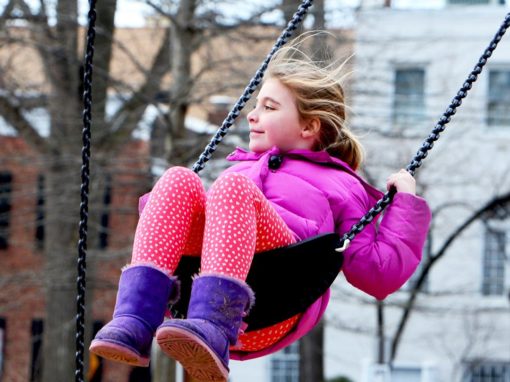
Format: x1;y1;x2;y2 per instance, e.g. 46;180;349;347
0;20;355;381
0;132;152;381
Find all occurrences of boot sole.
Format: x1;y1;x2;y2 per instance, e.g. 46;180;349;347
156;327;228;382
90;339;150;367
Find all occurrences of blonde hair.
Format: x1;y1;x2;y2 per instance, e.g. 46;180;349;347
265;40;364;170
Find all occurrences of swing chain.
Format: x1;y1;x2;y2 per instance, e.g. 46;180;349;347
192;0;314;174
76;0;97;381
406;11;510;176
336;12;510;252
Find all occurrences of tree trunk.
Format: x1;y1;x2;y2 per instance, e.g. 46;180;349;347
39;0;118;379
152;347;177;382
299;319;324;382
42;154;82;382
167;0;198;164
282;3;329;380
310;0;331;62
376;300;386;364
281;0;305;35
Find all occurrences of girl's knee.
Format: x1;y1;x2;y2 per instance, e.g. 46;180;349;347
159;166;200;185
208;173;260;206
161;166;195;180
210;172;253;191
154;166;204;196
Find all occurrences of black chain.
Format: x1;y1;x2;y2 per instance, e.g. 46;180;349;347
74;2;509;374
192;0;314;173
74;0;311;378
76;0;96;380
336;12;510;250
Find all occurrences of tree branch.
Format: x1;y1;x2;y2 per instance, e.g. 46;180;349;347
0;0;32;22
144;0;178;25
0;93;50;153
97;27;171;152
389;190;510;363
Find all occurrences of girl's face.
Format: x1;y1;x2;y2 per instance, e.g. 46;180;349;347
247;78;316;153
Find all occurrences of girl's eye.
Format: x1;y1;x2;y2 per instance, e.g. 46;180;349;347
264;105;275;111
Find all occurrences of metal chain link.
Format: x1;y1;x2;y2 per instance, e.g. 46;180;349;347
192;0;314;173
76;0;96;380
336;12;510;251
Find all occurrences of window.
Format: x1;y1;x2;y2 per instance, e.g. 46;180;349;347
0;318;5;379
487;69;510;127
363;363;437;382
449;0;506;4
393;68;426;125
482;228;506;296
391;365;422;382
30;319;43;382
35;175;44;249
0;172;12;250
449;0;491;4
463;361;510;382
99;175;111;249
271;342;299;382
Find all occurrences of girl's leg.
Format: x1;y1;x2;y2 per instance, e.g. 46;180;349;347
90;167;204;367
201;172;296;279
156;173;296;381
131;166;205;273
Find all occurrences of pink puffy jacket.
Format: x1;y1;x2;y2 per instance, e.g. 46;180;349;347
222;147;431;360
139;147;431;360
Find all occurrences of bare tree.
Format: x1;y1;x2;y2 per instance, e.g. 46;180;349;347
0;0;287;380
388;191;510;363
0;0;173;379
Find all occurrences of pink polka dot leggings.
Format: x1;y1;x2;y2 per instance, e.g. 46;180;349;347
132;166;295;280
131;167;300;352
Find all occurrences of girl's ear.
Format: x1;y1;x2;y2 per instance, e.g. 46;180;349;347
301;117;321;139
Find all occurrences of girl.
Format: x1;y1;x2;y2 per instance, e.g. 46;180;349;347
90;47;431;382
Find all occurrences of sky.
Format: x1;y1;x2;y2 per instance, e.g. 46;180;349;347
2;0;507;28
100;0;447;28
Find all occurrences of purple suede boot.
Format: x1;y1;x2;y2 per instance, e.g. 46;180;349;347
156;275;254;382
89;265;178;366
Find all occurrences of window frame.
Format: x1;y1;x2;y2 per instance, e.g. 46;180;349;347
35;174;45;249
99;174;112;250
487;68;510;128
448;0;491;5
392;67;427;126
482;226;507;296
390;364;423;382
30;319;43;382
463;360;510;382
0;172;13;250
0;317;5;378
270;342;300;382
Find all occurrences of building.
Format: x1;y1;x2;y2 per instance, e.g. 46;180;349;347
335;2;509;382
230;2;510;382
0;23;279;382
0;130;152;381
2;2;508;381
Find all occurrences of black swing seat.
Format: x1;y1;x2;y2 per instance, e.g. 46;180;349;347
170;233;343;332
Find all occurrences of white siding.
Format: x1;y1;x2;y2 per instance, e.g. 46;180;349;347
231;5;510;382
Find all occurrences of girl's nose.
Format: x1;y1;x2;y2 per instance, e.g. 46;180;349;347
247;108;258;123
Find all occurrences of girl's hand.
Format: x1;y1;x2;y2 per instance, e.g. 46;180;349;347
386;169;416;195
